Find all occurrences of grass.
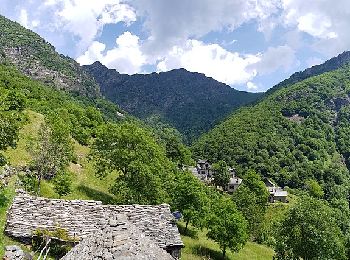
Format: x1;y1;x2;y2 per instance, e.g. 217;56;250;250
2;110;276;259
179;222;274;260
4;109;119;203
4;110;44;167
40;140;119;203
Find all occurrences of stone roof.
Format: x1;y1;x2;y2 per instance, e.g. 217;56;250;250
62;217;174;260
5;193;183;250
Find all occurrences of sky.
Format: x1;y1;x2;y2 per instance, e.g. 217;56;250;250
1;0;350;92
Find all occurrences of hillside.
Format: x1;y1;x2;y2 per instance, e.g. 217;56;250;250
0;62;274;259
0;15;99;97
193;63;350;198
84;62;261;141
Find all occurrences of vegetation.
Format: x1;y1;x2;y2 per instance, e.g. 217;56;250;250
84;61;261;142
193;65;350;200
0;15;99;96
232;171;269;238
212;160;230;190
206;197;248;257
275;196;348;260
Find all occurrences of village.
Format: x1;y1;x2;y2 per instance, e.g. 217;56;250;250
188;160;288;203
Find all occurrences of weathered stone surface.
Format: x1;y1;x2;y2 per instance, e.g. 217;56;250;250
4;245;32;260
61;218;174;260
5;193;183;255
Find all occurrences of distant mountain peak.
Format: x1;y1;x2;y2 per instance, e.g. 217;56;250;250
84;63;261;142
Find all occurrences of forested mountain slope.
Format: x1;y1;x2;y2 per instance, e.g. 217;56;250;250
84;62;261;141
193;64;350;200
0;15;99;97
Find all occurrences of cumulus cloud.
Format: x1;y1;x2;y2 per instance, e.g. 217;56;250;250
2;0;136;54
251;45;296;75
77;32;146;74
131;0;281;55
280;0;350;56
156;40;260;85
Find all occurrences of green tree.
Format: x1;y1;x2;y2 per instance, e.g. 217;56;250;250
53;171;72;198
90;122;174;204
146;116;193;166
212;160;230;189
206;197;248;258
275;196;347;260
172;171;207;232
28;120;74;195
305;179;324;198
232;170;269;236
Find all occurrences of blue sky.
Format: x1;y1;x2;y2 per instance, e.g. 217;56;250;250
1;0;350;92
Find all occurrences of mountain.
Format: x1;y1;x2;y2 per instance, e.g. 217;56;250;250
84;62;262;141
0;15;99;97
193;59;350;199
267;51;350;94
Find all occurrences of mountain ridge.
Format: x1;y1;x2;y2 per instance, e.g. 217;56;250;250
84;61;262;141
0;15;100;97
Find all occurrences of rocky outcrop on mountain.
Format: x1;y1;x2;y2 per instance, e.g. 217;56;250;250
0;15;99;97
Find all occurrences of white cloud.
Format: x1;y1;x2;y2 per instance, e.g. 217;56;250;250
18;9;29;28
53;0;137;52
131;0;281;55
281;0;350;56
251;45;296;75
77;32;146;74
306;57;323;67
5;0;136;55
247;82;258;90
156;40;260;86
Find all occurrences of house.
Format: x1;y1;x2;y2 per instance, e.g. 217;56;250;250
264;178;288;203
225;168;243;193
188;159;213;182
5;192;184;259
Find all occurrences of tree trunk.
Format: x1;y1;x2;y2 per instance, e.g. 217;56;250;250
223;246;226;258
37;173;42;196
185;219;190;234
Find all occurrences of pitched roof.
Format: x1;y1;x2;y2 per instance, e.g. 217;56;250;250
62;217;174;260
5;193;183;250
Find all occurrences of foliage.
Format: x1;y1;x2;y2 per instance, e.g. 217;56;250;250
27;122;74;194
90;121;175;204
145;116;193;166
232;170;269;237
206;197;248;257
275;196;347;260
172;171;208;232
32;227;77;259
84;62;261;142
193;65;350;201
211;160;230;189
0;15;99;96
305;179;324;198
53;171;72;198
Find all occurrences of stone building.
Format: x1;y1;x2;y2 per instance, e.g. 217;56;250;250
264;178;288;203
5;192;183;259
225;168;243;193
